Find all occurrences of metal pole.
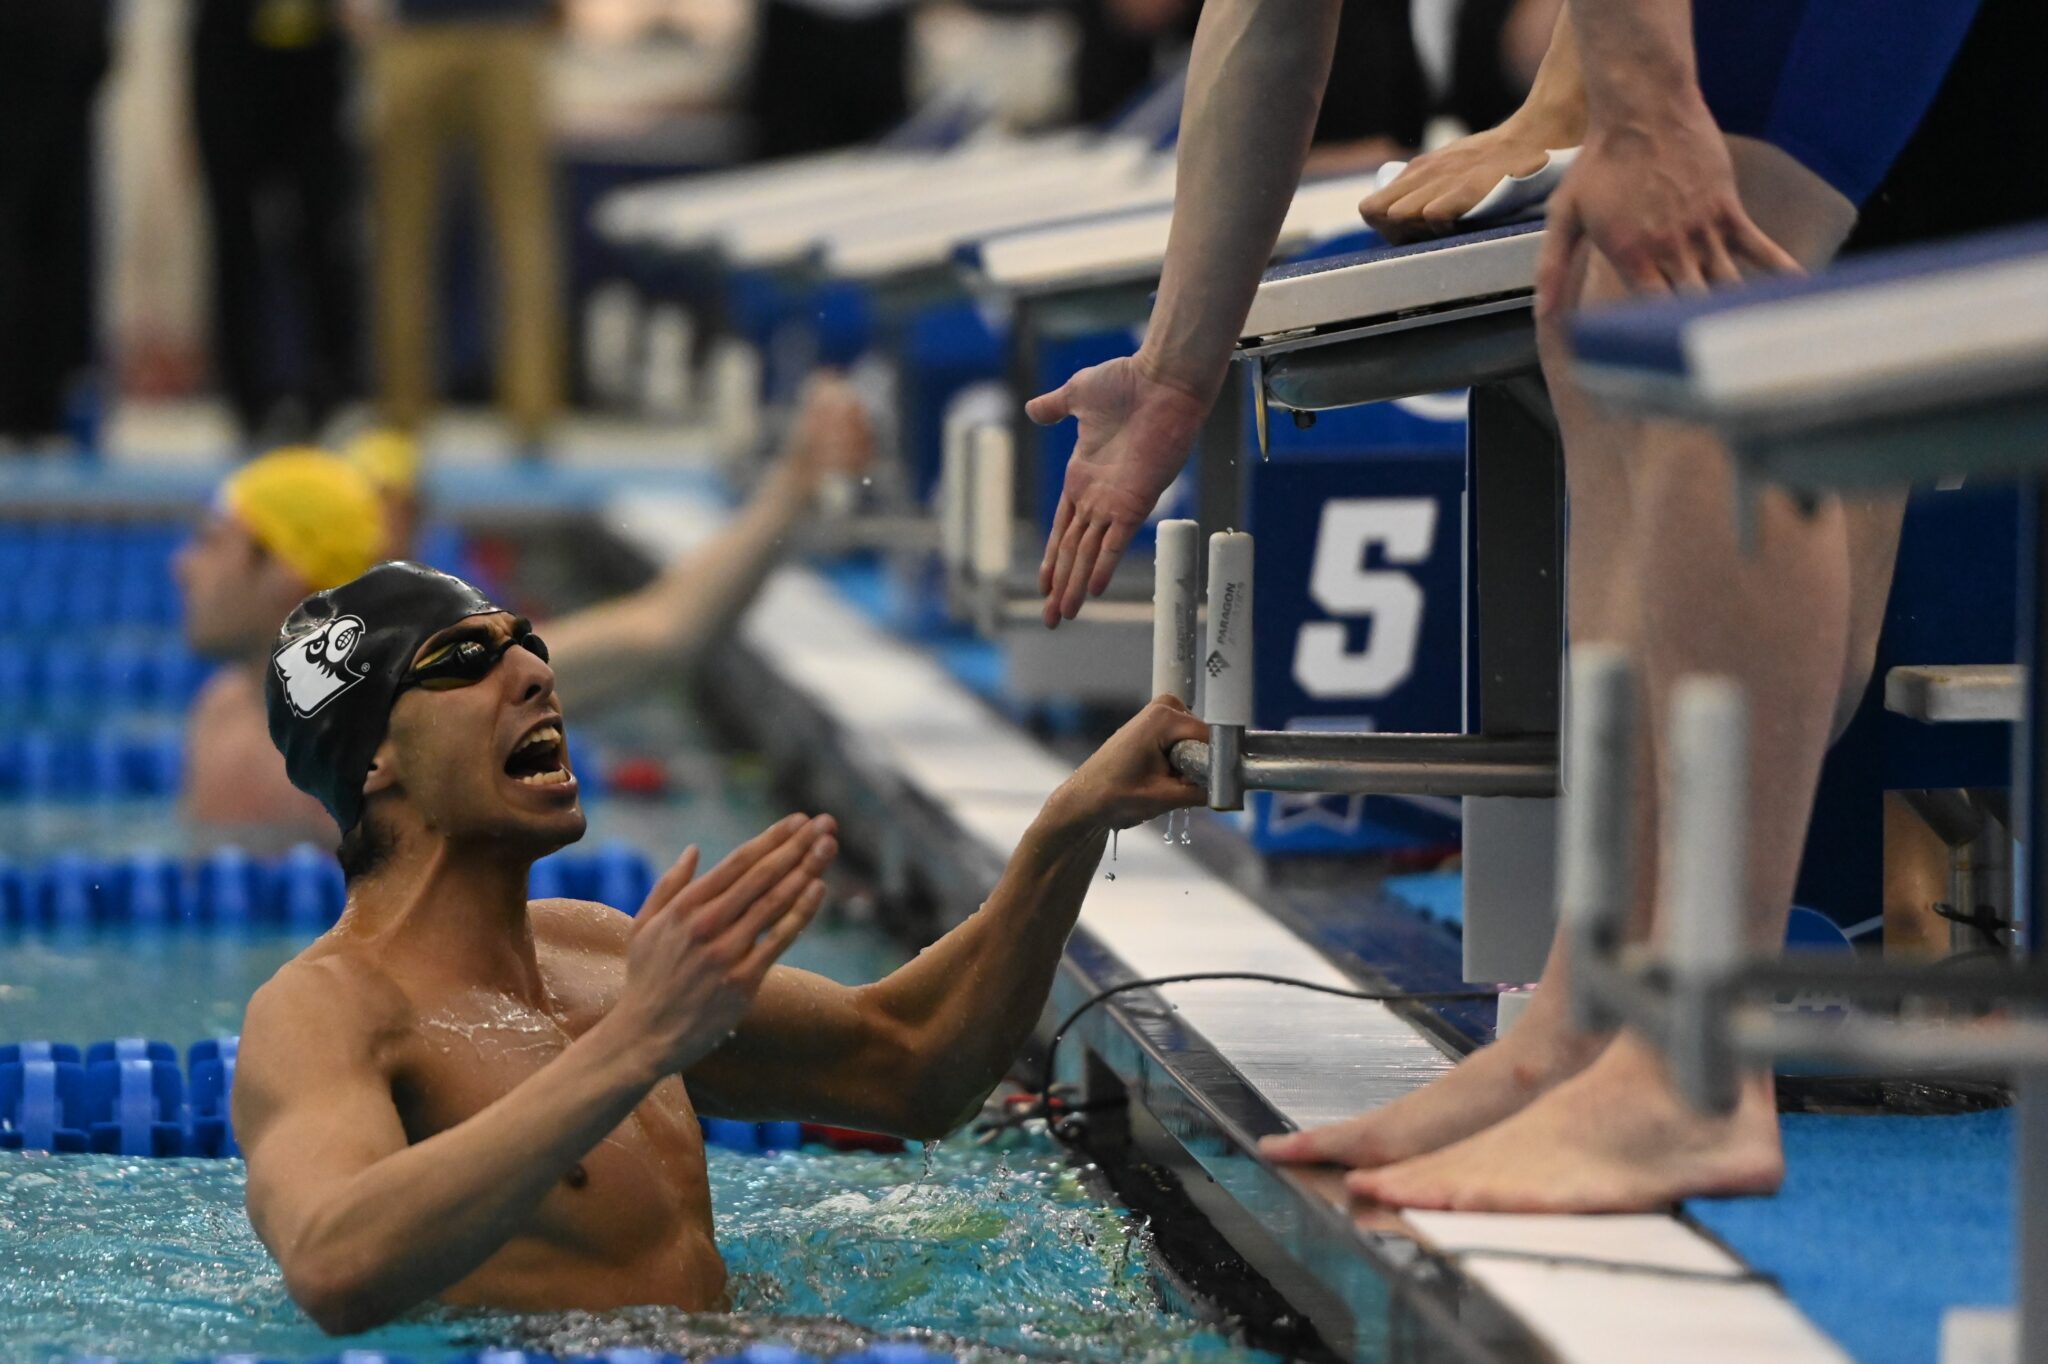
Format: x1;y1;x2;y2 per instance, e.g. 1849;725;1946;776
2020;480;2048;1363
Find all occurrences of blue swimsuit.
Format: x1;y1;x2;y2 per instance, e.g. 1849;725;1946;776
1693;0;1984;206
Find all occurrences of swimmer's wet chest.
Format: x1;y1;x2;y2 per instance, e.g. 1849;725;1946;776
393;948;711;1227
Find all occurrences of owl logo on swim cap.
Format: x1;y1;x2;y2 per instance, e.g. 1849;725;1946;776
274;613;370;718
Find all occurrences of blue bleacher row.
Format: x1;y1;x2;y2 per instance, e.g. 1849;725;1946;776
0;520;186;633
0;843;656;930
52;1348;954;1364
3;1035;813;1160
0;639;215;723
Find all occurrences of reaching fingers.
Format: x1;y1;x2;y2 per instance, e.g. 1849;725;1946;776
1728;212;1804;277
1039;496;1075;596
1088;518;1138;598
1700;229;1744;288
1059;520;1107;620
1534;205;1584;318
737;880;830;981
634;846;701;930
1046;515;1087;626
1024;382;1073;426
1661;243;1711;297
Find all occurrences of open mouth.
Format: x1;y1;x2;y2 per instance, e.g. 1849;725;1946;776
505;722;572;787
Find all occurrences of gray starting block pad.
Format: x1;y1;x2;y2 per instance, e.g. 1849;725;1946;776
1237;221;1546;411
1886;663;2024;724
1570;223;2048;494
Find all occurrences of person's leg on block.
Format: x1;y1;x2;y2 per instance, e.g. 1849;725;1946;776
1346;137;1868;1213
370;25;451;436
1260;303;1656;1170
475;22;563;447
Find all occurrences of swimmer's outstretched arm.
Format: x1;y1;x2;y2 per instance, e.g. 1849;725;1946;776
685;698;1210;1138
1030;0;1341;625
234;815;837;1335
539;379;873;708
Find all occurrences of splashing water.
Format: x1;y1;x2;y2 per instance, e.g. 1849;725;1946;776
0;1137;1276;1363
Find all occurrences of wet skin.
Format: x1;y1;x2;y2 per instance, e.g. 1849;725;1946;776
281;897;732;1313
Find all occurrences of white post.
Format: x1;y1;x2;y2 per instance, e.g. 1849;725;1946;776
1558;646;1638;947
938;418;974;582
969;426;1014;584
1202;531;1255;728
1666;676;1748;979
1151;519;1200;704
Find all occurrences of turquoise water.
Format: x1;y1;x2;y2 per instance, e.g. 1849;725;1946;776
0;1138;1269;1364
0;915;1262;1364
0;921;904;1045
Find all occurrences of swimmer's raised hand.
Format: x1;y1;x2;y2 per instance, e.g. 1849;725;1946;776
1027;356;1207;629
618;813;838;1071
1045;696;1210;833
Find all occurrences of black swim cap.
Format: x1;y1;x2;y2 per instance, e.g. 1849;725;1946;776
265;561;503;832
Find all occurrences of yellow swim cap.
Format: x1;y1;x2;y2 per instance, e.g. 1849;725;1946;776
221;447;386;592
344;428;421;500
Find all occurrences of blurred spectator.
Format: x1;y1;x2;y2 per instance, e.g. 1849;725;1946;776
746;0;912;160
1071;0;1197;126
364;0;564;447
1309;0;1431;171
193;0;362;447
0;0;113;449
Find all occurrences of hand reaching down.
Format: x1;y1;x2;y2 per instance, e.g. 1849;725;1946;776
1026;356;1209;628
1536;106;1800;316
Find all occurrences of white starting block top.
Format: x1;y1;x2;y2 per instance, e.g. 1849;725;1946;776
1570;223;2048;430
816;147;1179;279
1238;220;1545;346
595;146;934;249
715;135;1156;269
957;171;1387;296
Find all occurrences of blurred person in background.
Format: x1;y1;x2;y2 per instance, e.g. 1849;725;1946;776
177;379;873;847
357;0;564;450
193;0;363;449
746;0;911;160
0;0;114;451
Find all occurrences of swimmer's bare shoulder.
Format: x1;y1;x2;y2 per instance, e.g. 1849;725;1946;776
234;950;421;1281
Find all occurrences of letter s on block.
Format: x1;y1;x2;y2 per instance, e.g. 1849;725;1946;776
1292;498;1437;700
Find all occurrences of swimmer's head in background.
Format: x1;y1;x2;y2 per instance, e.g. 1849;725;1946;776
266;561;500;832
221;447;386;592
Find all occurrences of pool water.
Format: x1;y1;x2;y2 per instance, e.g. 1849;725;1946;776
0;922;905;1046
0;1138;1271;1364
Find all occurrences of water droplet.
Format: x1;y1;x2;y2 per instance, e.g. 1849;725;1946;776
1110;829;1118;861
1103;872;1116;881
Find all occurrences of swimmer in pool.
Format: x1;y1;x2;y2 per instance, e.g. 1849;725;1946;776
233;560;1210;1331
1023;0;1980;1212
175;378;874;846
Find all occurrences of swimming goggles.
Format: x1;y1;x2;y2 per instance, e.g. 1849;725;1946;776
396;620;550;696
